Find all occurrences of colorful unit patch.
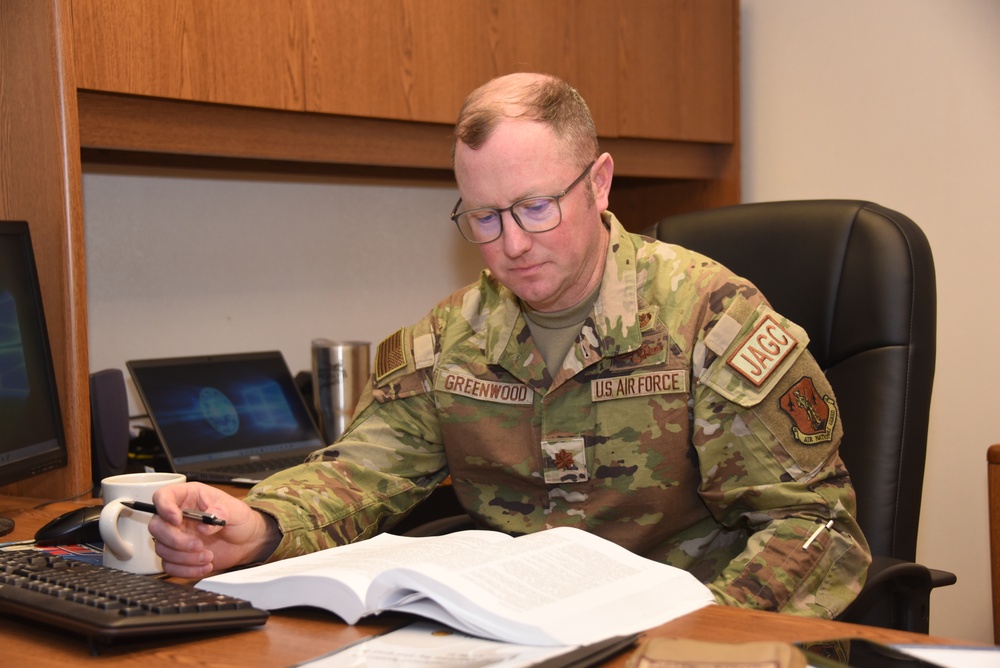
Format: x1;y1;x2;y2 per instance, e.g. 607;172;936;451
779;376;838;445
727;314;798;386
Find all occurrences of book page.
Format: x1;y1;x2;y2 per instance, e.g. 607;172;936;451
368;527;715;646
197;530;512;623
199;527;714;645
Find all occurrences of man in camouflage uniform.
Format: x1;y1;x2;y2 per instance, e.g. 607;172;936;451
149;73;870;619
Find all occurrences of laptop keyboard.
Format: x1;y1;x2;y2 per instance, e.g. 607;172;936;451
203;455;306;476
0;550;268;645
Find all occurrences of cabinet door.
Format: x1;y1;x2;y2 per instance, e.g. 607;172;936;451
71;0;305;110
487;0;618;136
71;0;734;142
303;0;488;124
618;0;735;142
304;0;617;133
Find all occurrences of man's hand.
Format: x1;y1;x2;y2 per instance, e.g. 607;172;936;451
148;482;281;578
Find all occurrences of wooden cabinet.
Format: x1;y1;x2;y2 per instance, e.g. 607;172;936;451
69;0;733;142
619;0;735;142
71;0;306;110
0;0;739;500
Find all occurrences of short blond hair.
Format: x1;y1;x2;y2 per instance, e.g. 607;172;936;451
452;73;599;170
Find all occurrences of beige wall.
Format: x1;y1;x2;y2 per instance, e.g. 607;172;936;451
84;167;480;384
84;0;1000;643
741;0;1000;642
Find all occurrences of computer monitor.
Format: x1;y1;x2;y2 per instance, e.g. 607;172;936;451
0;221;69;536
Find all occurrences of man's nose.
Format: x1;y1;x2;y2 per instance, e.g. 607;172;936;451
500;211;532;256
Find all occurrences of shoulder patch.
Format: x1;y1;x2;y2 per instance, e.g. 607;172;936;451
699;305;809;407
753;364;843;476
727;314;798;387
374;328;408;381
779;376;838;446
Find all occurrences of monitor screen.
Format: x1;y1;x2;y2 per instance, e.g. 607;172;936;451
0;220;68;492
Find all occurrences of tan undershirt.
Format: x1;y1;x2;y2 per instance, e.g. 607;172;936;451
522;283;602;373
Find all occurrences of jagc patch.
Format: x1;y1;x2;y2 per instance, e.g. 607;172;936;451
700;302;809;409
779;376;838;445
727;314;798;387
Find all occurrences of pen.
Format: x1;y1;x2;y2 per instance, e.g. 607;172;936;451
121;500;227;526
802;519;834;550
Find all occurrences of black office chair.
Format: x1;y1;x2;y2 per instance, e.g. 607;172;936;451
644;199;954;632
405;199;954;632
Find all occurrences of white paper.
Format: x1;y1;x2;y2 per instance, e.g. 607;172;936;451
892;644;1000;668
293;622;574;668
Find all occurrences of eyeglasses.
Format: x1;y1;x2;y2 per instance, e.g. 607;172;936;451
450;161;595;244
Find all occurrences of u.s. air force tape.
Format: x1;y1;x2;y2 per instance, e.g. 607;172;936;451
591;370;688;401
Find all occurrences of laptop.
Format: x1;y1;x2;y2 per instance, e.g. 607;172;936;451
127;351;327;485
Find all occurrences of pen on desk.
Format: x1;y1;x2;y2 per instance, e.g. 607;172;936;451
121;500;227;526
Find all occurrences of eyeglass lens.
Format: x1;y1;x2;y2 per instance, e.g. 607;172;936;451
452;161;594;244
458;197;561;243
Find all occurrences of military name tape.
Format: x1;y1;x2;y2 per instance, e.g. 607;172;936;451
439;372;533;405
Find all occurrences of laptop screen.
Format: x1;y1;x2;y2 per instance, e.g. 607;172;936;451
128;352;325;469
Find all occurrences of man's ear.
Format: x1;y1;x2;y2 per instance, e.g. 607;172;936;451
591;152;614;210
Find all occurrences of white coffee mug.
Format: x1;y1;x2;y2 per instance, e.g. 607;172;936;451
99;471;186;573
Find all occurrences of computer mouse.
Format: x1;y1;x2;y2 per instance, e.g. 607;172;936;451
34;505;104;546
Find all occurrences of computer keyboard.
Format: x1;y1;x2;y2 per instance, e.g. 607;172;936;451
0;550;268;646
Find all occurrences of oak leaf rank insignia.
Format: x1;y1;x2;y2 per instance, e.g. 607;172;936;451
553;449;576;470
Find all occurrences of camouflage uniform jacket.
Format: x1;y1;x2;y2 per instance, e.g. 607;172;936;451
246;212;871;618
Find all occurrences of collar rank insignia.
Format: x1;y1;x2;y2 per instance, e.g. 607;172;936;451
780;376;838;445
624;341;664;364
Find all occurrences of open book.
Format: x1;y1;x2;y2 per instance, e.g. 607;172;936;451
197;526;715;647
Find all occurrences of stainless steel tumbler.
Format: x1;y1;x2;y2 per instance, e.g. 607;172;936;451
311;339;370;443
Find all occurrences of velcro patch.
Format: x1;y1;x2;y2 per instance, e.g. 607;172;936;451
541;438;588;484
591;370;689;402
374;328;408;381
436;371;533;405
727;314;798;387
413;333;435;369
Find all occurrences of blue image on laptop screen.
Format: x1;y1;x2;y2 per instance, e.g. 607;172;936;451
130;353;324;469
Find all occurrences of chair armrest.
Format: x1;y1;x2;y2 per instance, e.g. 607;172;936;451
929;567;958;589
837;556;957;633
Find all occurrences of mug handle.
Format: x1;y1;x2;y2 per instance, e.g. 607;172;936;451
99;498;134;560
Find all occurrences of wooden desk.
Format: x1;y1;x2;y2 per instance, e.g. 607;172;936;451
0;496;964;667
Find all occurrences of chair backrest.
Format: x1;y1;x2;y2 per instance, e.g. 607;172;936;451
644;200;936;562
